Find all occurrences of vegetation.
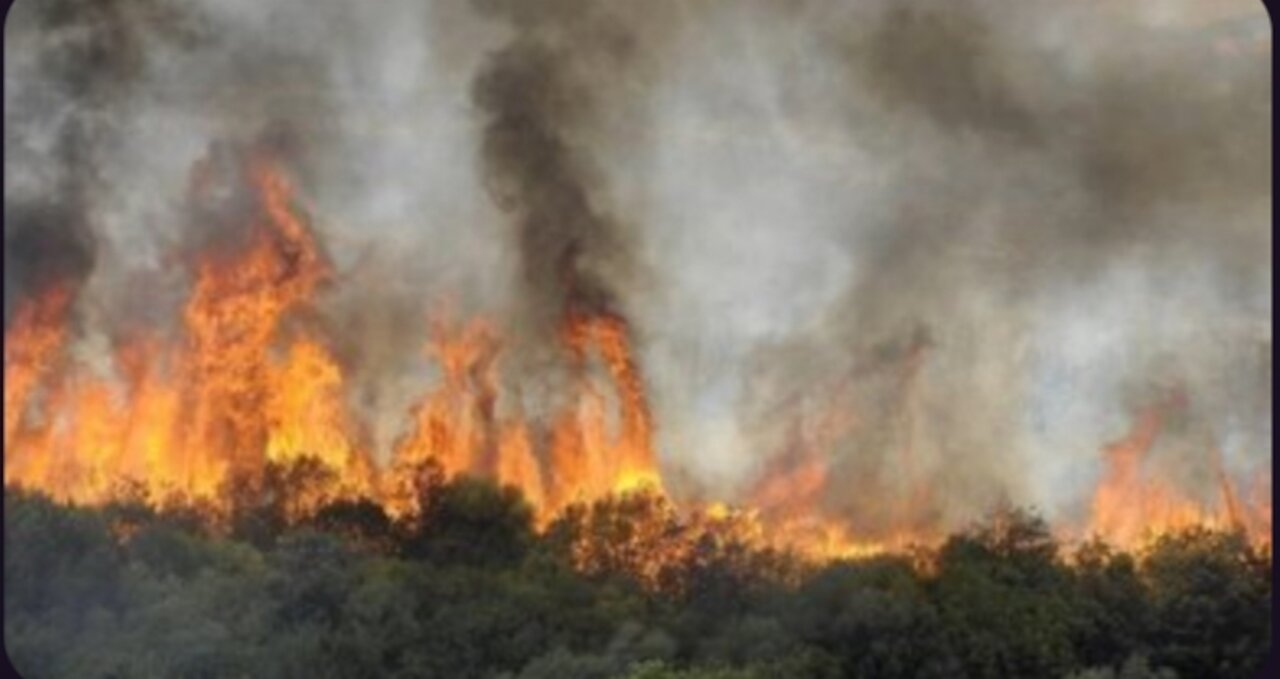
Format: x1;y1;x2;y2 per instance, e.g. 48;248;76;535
3;468;1271;679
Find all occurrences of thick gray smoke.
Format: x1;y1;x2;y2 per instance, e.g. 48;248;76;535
714;0;1270;532
4;0;1269;531
450;0;695;430
3;0;200;322
469;0;647;367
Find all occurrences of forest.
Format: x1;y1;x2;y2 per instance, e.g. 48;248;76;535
3;3;1271;679
4;459;1272;679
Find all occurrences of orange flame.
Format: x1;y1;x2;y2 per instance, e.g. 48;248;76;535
392;317;500;480
550;312;663;509
386;309;663;521
4;285;74;454
1085;395;1266;550
3;152;1267;569
5;158;370;512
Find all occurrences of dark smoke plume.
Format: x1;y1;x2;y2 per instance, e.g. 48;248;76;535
469;0;646;349
3;0;203;323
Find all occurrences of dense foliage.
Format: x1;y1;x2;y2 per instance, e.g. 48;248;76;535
4;472;1272;679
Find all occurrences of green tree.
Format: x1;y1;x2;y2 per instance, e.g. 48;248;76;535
783;558;956;679
1071;538;1155;669
399;476;535;568
931;508;1079;679
1067;654;1179;679
306;497;395;553
1140;528;1271;679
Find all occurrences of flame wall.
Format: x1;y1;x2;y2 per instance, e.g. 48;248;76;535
4;0;1270;557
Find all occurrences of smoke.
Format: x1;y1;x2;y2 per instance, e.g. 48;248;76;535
4;0;482;451
3;0;201;323
463;0;687;398
4;0;1269;529
472;4;633;351
712;0;1270;531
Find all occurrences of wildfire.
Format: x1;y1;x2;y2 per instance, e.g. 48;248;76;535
385;309;663;522
391;316;502;487
1085;392;1269;549
736;335;946;562
3;151;1269;569
4;285;74;454
5;157;372;510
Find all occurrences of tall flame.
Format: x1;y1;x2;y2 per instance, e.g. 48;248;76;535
4;158;371;511
4;285;74;454
1085;394;1266;550
386;309;663;522
3;153;1267;565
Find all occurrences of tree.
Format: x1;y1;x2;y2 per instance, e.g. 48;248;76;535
931;508;1080;679
268;530;358;628
4;489;123;618
783;558;957;679
1067;654;1179;679
226;456;343;549
306;497;394;553
399;476;535;568
623;661;760;679
5;489;1272;679
1071;539;1155;669
1139;527;1271;679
